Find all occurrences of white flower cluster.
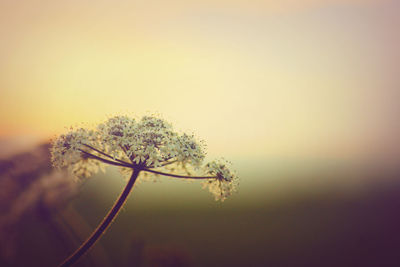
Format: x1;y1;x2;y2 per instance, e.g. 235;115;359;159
51;115;238;200
97;115;205;168
50;128;101;179
203;159;238;201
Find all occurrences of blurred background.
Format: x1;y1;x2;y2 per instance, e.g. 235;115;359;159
1;0;400;266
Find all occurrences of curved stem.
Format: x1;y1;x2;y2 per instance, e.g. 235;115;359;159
83;144;132;165
142;168;217;180
59;169;141;267
79;149;133;168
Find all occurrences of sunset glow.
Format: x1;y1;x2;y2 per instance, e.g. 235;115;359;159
0;0;399;161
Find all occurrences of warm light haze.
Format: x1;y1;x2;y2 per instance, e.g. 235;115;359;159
1;1;400;267
1;0;399;162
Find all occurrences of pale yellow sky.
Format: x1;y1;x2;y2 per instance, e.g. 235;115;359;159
0;0;398;161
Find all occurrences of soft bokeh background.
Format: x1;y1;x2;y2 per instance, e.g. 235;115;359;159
1;0;400;266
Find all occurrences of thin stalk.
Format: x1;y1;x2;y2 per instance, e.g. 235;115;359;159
142;168;217;180
59;168;141;267
79;149;133;168
82;144;132;165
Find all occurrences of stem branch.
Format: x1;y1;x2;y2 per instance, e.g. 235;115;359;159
79;150;133;168
142;168;217;180
82;144;131;165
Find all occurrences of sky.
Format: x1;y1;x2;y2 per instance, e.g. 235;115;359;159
0;0;399;162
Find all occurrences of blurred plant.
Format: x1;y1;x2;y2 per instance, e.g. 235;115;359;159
0;143;79;265
51;115;238;266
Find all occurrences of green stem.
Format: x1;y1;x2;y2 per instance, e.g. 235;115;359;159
59;168;141;267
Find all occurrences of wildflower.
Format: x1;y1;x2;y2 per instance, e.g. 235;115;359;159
50;114;238;266
51;115;237;199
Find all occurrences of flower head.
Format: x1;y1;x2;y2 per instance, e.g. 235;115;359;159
203;159;238;201
50;128;101;178
51;114;238;201
96;115;205;168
